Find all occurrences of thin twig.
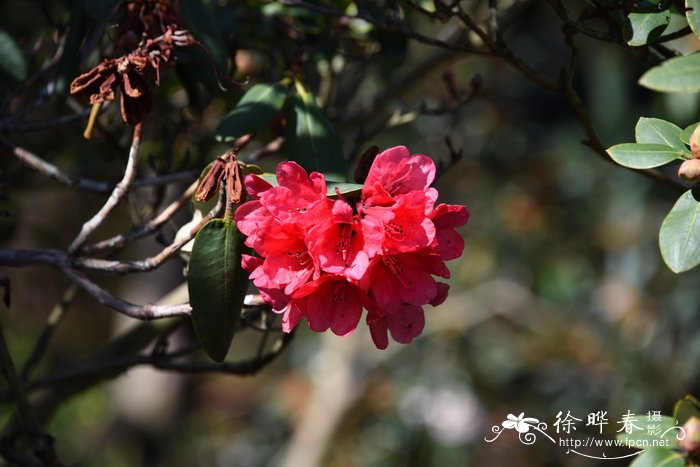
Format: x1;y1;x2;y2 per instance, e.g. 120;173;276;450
20;286;79;381
68;123;144;253
0;134;198;193
81;179;199;254
60;267;191;319
0;318;60;465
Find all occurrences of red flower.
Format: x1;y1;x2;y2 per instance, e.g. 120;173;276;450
307;199;381;280
234;147;468;349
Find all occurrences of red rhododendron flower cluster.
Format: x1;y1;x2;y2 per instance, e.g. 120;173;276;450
235;146;468;349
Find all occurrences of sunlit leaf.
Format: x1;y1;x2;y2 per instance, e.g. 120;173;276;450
188;219;248;362
617;416;682;446
624;9;670;46
258;173;362;197
636;117;687;151
674;394;700;424
285;80;347;180
630;448;685;467
660;190;700;273
216;83;289;142
681;123;700;145
687;0;700;38
639;53;700;92
607;143;684;169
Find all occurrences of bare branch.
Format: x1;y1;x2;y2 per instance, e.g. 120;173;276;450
68;123;144;253
20;286;79;381
0;133;198;194
60;267;191;320
81;179;199;254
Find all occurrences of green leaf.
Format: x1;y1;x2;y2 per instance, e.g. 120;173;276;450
687;0;700;38
82;0;116;19
607;143;685;169
639;53;700;92
660;190;700;273
674;394;700;424
0;29;27;82
681;123;700;145
630;449;685;467
636;118;687;151
258;173;363;197
188;219;248;362
327;182;364;198
617;416;683;446
216;83;289;142
56;1;86;94
624;9;670;46
285;80;348;180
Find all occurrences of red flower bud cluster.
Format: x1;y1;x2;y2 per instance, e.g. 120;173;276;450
235;146;468;349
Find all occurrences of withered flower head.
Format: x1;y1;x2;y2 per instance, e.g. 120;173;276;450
117;0;182;50
70;55;152;125
70;25;194;126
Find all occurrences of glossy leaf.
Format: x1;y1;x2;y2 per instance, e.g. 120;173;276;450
0;29;26;82
681;122;700;145
639;53;700;92
687;0;700;38
258;173;362;197
607;143;684;169
188;219;248;362
635;117;687;151
617;416;683;446
216;83;288;142
285;81;347;180
624;9;670;46
674;394;700;424
660;190;700;273
630;449;685;467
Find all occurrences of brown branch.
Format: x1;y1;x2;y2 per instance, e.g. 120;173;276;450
0;133;198;194
2;330;295;401
277;0;485;55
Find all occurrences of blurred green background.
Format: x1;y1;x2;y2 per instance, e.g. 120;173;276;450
2;1;700;466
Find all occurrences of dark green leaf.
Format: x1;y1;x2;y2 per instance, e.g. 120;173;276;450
681;123;700;145
82;0;116;19
636;117;687;151
630;449;685;467
660;190;700;273
180;0;227;91
216;83;289;142
285;81;347;180
674;394;700;424
639;53;700;92
0;29;26;82
56;1;87;94
687;0;700;39
607;143;685;169
624;9;670;46
188;219;248;362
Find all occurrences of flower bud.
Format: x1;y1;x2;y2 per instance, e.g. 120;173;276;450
678;159;700;183
679;417;700;454
691;125;700;159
